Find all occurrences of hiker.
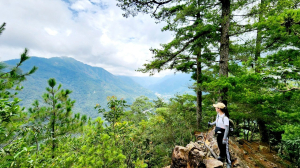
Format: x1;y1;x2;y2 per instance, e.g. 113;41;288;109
208;102;232;168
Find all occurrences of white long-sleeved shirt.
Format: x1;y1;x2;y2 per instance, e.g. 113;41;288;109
216;113;229;129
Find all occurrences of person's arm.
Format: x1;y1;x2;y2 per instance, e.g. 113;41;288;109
223;125;229;143
209;121;216;125
208;115;218;125
222;117;229;144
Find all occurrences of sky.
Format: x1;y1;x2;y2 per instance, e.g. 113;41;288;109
0;0;174;77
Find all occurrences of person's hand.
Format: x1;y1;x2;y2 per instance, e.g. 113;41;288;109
222;138;228;144
208;122;211;127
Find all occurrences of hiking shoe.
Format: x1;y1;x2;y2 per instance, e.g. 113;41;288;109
226;163;231;168
217;156;225;161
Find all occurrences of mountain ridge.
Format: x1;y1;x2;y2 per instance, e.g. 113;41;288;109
6;56;196;118
5;56;156;118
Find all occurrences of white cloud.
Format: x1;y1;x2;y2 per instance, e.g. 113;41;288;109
71;0;93;11
66;29;72;36
44;28;58;36
0;0;173;76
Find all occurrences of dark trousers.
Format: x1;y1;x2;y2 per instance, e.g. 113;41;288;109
217;132;231;164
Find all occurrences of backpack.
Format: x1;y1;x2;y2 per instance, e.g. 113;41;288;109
217;114;235;136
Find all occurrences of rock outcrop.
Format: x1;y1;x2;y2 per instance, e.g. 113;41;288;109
164;127;291;168
168;128;244;168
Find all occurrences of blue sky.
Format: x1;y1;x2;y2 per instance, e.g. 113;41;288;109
0;0;173;76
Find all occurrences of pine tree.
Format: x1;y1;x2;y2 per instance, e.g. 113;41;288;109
28;78;85;158
117;0;223;128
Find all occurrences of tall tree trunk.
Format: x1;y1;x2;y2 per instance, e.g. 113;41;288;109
255;0;264;73
196;51;202;129
247;119;250;141
256;0;269;144
258;119;269;143
250;120;254;141
243;119;246;140
219;0;230;106
52;90;56;159
255;29;261;73
52;111;56;158
195;6;202;129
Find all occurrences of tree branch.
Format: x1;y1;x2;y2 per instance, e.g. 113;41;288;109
276;87;300;92
229;28;256;36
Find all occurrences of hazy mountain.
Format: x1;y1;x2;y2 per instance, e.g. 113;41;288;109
126;76;163;88
6;57;156;118
129;73;195;96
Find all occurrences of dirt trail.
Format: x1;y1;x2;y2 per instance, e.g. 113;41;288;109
229;138;291;168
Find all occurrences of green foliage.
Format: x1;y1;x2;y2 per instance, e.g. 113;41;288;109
48;118;127;168
280;139;300;166
159;94;197;144
153;96;167;108
95;96;129;127
0;98;26;145
130;96;154;114
0;137;36;168
124;95;154;123
119;94;198;167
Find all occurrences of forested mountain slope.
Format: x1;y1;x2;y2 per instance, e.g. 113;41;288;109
5;57;156;118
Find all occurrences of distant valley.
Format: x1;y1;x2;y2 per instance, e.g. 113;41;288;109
128;73;195;97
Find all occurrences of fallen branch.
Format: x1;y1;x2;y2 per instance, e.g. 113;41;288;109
204;142;218;159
